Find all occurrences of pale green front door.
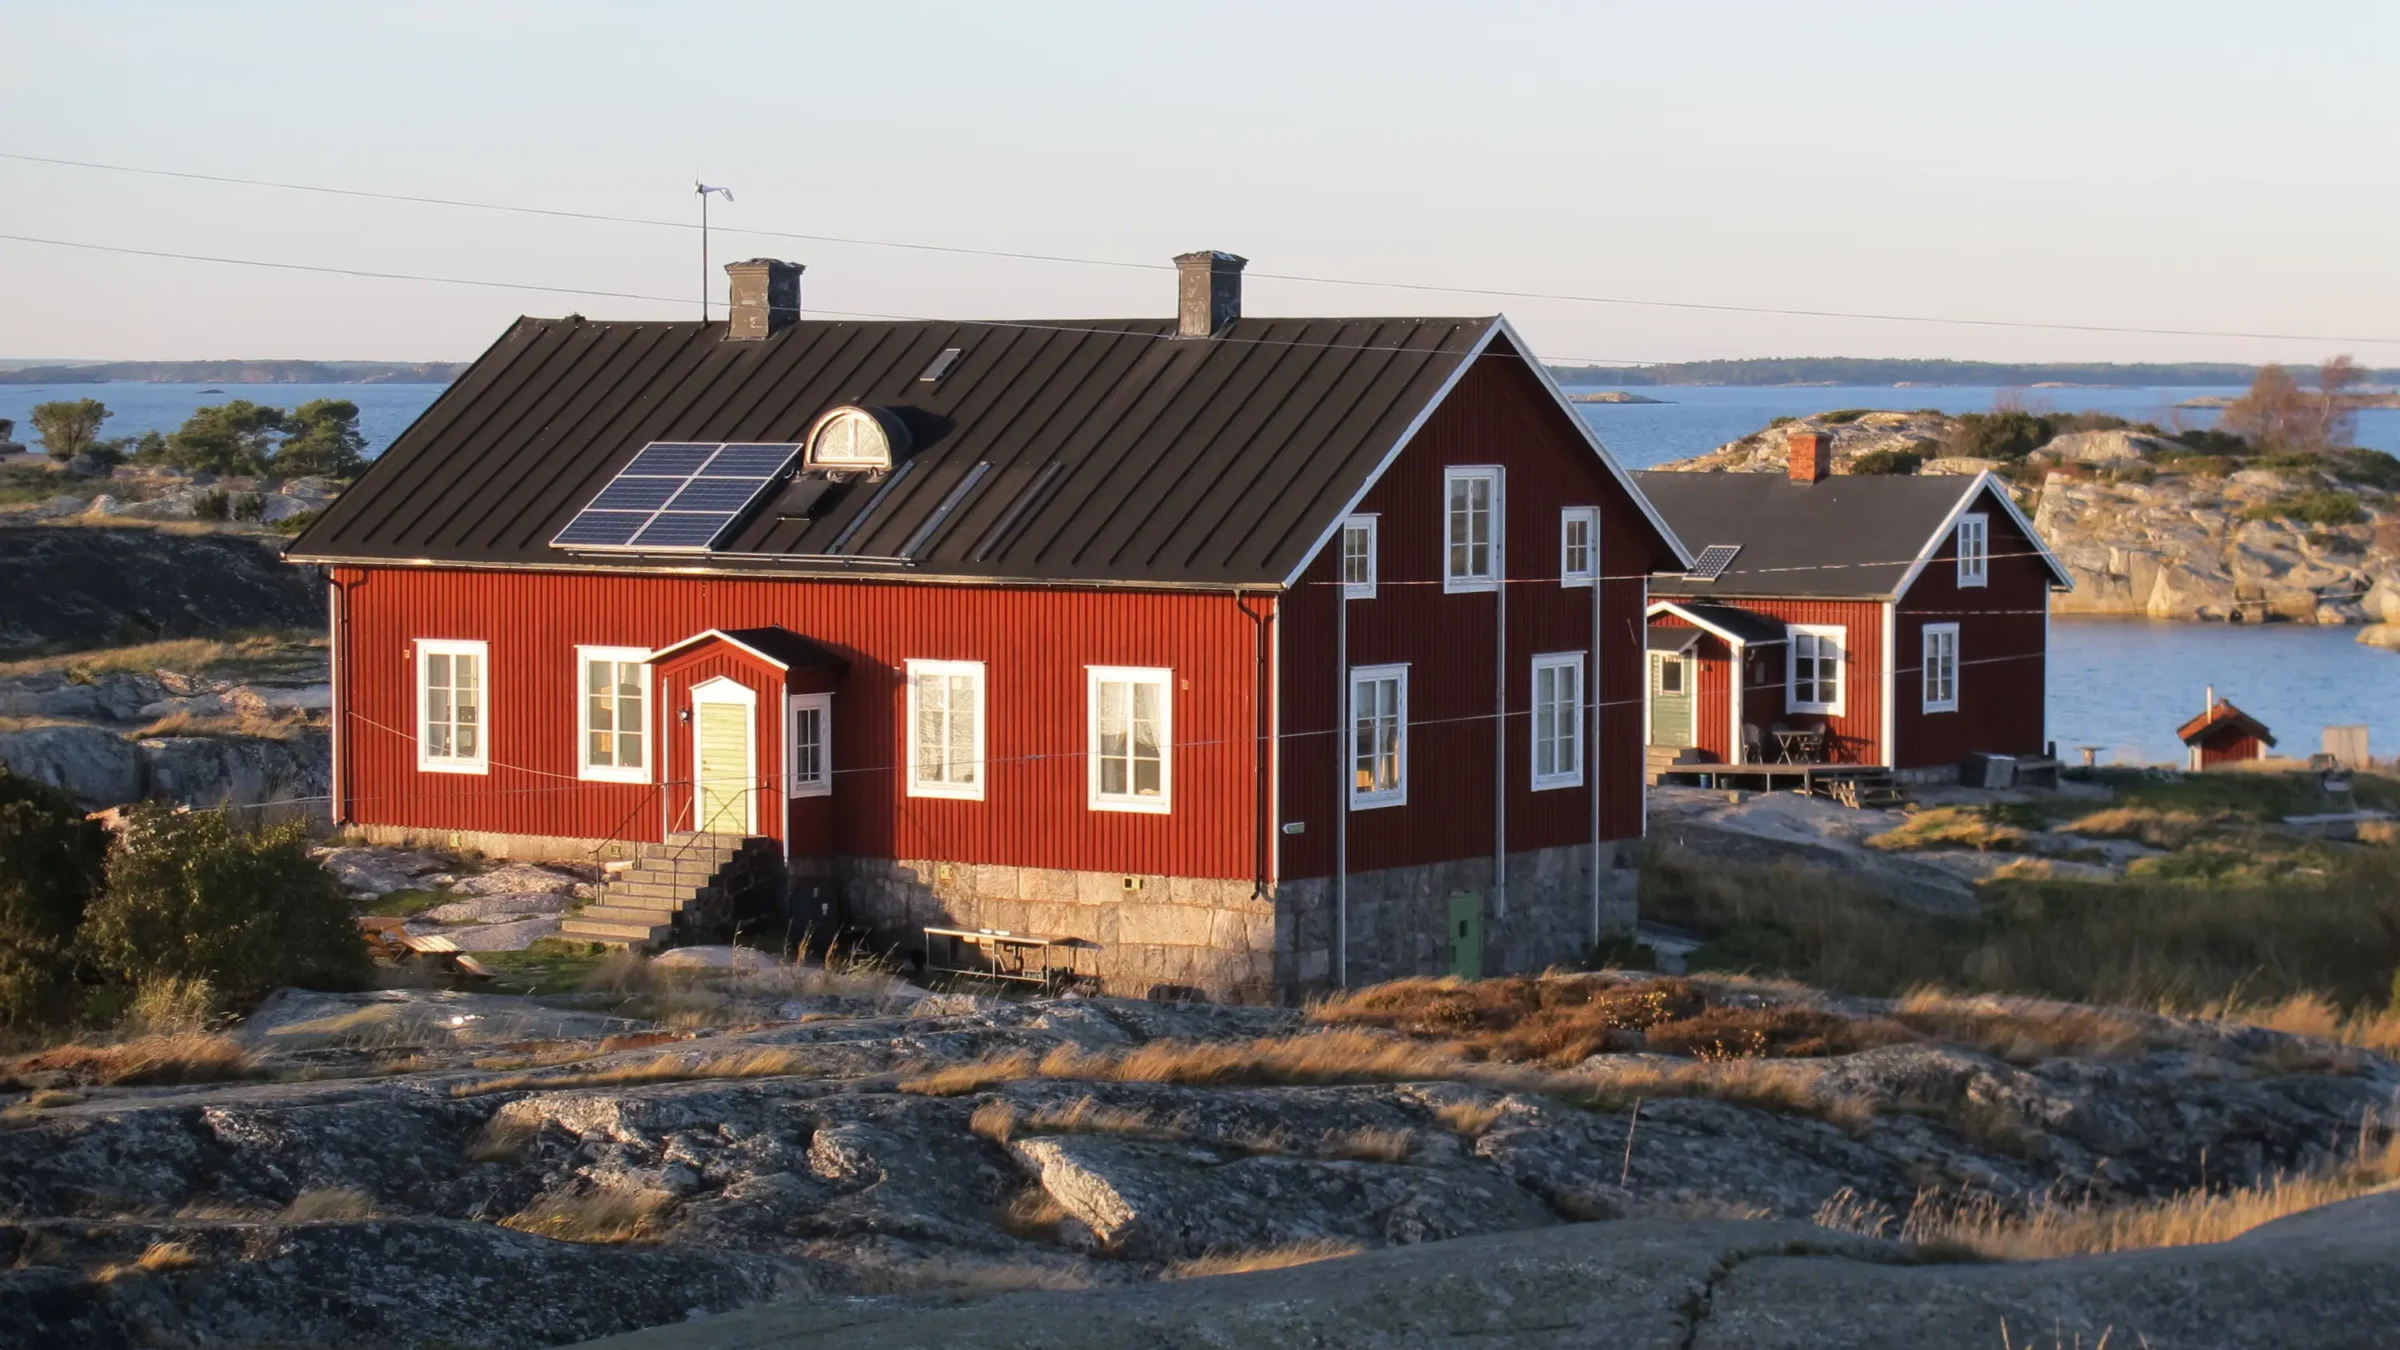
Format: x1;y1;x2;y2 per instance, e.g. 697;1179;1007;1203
1651;653;1695;747
695;695;754;835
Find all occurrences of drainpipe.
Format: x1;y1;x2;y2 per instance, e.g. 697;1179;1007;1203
1588;558;1602;950
1491;556;1507;955
1236;591;1273;901
325;569;350;827
1335;586;1349;989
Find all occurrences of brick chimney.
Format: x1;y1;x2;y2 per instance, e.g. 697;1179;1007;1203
722;258;802;340
1174;250;1246;338
1788;428;1832;484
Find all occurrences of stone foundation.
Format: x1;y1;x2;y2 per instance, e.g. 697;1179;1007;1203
1273;841;1640;1001
350;823;636;865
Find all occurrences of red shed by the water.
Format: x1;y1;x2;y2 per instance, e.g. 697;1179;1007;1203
2178;696;2276;769
286;254;1689;1000
1632;428;2073;787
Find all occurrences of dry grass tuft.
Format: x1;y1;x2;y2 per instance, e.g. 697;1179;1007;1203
1869;808;2029;853
500;1189;674;1244
2202;991;2400;1057
2359;819;2400;847
6;1034;258;1087
467;1112;541;1163
2059;806;2213;850
1318;1126;1416;1162
453;1047;809;1096
0;637;238;680
998;1185;1072;1242
132;709;305;741
95;1241;201;1283
1892;989;2157;1063
1163;1239;1363;1281
1572;1056;1879;1134
280;1187;377;1222
900;1052;1038;1097
968;1099;1020;1142
1432;1099;1506;1136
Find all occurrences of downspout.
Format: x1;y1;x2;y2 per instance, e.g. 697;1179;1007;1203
1588;558;1602;949
1236;591;1273;900
1335;585;1349;989
325;569;350;827
1492;544;1507;939
1729;638;1747;765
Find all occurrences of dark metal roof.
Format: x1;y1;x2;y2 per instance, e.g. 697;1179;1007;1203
1646;627;1702;653
1634;471;2064;600
290;314;1500;587
1652;599;1788;646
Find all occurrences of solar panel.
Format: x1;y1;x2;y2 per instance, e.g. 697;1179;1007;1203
1686;544;1743;582
550;441;802;552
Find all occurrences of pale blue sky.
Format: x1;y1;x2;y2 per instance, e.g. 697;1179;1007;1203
3;1;2394;366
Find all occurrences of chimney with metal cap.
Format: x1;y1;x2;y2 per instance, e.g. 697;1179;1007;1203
1787;427;1832;484
723;258;802;340
1174;250;1246;338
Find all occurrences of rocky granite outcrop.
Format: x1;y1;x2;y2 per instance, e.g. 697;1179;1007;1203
2;978;2390;1348
0;525;324;655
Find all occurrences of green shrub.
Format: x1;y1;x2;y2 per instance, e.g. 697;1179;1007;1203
1767;416;1796;429
2328;449;2400;492
269;508;321;536
192;489;230;521
2248;492;2368;526
81;807;370;1008
0;769;109;1029
1819;408;1874;425
1848;448;1923;476
1946;411;2052;462
231;492;267;523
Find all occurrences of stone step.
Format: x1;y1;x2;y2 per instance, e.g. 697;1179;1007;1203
579;902;683;925
559;917;673;945
604;882;701;905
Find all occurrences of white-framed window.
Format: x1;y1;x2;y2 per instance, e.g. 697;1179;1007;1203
416;638;489;774
788;692;832;798
1922;624;1959;713
575;646;651;783
1560;507;1598;587
1788;625;1846;715
906;659;985;800
1443;466;1502;593
1956;513;1989;588
1531;652;1585;790
1349;663;1408;809
1340;515;1378;600
1087;666;1171;813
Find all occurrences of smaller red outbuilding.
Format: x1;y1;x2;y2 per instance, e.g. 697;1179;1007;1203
2178;697;2276;769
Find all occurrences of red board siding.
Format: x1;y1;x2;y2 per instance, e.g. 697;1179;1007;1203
2197;731;2267;767
1677;596;1889;766
1893;485;2052;769
333;567;1268;880
1277;346;1671;881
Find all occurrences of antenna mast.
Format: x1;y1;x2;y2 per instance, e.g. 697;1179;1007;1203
695;182;734;320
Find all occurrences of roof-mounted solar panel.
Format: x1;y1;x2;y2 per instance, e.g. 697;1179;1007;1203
550;441;800;553
1685;544;1743;581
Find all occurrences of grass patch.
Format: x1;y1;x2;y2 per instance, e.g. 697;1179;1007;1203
500;1189;673;1244
1431;1098;1506;1136
452;1045;809;1096
1163;1239;1363;1280
2055;806;2212;850
471;938;615;995
1895;1127;2400;1259
4;1034;258;1087
130;709;305;741
0;631;315;681
1643;844;2400;1012
94;1240;201;1282
1868;807;2029;853
363;888;449;919
280;1187;378;1222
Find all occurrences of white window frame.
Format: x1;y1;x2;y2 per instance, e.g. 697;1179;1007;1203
1348;663;1409;810
1086;666;1172;814
575;645;652;784
787;692;832;798
1442;465;1503;594
1922;623;1959;714
1787;624;1847;716
1559;506;1598;588
905;658;986;801
1531;651;1586;791
415;638;490;774
1956;513;1990;589
1340;515;1378;600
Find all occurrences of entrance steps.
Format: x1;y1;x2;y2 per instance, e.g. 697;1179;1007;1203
559;832;778;949
1645;744;1708;785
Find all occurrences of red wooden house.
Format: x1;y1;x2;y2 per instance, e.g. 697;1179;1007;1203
287;253;1689;1000
1632;429;2072;782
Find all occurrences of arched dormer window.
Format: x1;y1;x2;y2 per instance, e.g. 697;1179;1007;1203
805;405;909;474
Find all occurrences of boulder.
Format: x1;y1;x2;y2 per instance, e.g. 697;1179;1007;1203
1918;456;1999;476
0;724;144;804
2360;624;2400;651
2048;429;2170;464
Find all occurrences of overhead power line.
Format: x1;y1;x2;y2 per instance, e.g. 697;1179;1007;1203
7;149;2399;349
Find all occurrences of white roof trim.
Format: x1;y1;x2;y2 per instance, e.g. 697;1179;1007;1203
1278;315;1695;588
1890;471;2074;599
1645;599;1785;647
644;628;790;671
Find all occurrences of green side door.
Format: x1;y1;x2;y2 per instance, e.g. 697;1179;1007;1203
1650;652;1695;747
1448;892;1482;979
695;698;753;835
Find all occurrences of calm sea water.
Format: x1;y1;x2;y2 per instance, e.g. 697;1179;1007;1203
0;382;445;458
10;379;2393;765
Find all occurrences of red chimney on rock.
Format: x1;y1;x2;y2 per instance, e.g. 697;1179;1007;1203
1788;428;1832;484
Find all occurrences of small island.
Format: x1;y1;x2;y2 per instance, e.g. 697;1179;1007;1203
1565;389;1667;404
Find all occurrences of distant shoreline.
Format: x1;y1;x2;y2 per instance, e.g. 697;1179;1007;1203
0;360;463;386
